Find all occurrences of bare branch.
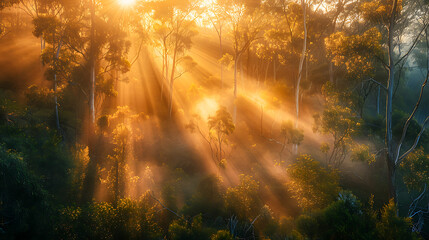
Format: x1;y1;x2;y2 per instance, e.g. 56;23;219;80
363;77;388;91
395;72;429;165
398;116;429;164
149;191;186;221
395;24;428;66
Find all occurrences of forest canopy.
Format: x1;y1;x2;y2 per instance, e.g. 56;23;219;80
1;0;429;239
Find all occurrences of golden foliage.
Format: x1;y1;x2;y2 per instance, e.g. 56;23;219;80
325;28;382;79
361;0;403;24
287;155;340;210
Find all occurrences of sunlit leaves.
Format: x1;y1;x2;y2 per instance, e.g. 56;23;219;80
56;196;162;239
219;53;234;70
350;144;376;164
206;106;235;168
280;121;304;145
225;174;262;220
208;106;235;136
0;0;18;10
287;155;340;210
325;28;382;80
377;199;419;240
98;106;146;201
400;148;429;192
314;83;361;168
361;0;403;25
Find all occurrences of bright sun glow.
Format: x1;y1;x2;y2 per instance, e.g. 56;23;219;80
196;98;219;120
118;0;136;7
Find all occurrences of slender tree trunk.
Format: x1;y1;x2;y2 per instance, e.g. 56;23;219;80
377;85;380;115
90;67;95;123
385;0;399;202
82;0;97;205
329;61;334;84
89;0;96;125
240;58;244;91
387;153;397;201
54;38;62;132
169;40;178;118
273;57;276;82
260;104;263;136
264;61;270;84
219;28;223;88
160;47;165;100
233;55;240;123
169;76;174;118
246;48;250;79
165;52;169;99
54;75;60;129
41;36;45;53
114;157;119;207
293;0;307;155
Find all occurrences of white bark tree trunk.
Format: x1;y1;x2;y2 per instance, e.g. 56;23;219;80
169;38;178;118
386;0;398;202
219;27;223;88
54;38;62;131
293;0;307;155
233;55;240;123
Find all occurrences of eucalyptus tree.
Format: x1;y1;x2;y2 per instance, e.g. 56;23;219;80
144;0;199;118
31;0;83;132
264;0;330;154
187;107;235;171
205;1;229;88
328;0;429;202
0;0;19;38
75;0;131;203
0;0;19;10
225;1;265;122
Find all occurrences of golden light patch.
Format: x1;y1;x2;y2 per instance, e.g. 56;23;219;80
196;97;219;120
118;0;136;7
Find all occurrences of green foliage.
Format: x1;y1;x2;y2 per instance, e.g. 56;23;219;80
188;107;235;168
0;0;18;10
392;110;429;151
350;144;376;165
168;215;213;240
183;175;225;220
376;199;419;240
314;83;361;168
400;148;429;192
56;196;162;240
296;214;318;239
292;193;421;240
361;0;403;25
280;121;304;146
326;28;382;80
287;155;340;210
210;230;234;240
99;107;143;203
208;106;235;137
219;53;234;70
0;145;54;239
225;174;262;220
315;191;377;240
0;119;73;201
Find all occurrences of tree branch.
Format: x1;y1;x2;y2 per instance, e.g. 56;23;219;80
363;78;388;91
395;72;429;165
398;116;429;164
395;24;428;66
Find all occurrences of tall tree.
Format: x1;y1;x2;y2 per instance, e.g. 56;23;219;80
226;2;265;122
145;0;199;118
328;0;429;202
